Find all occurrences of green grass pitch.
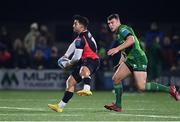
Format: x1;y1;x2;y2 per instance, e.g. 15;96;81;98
0;90;180;121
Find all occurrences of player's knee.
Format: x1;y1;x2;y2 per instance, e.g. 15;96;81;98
66;84;75;92
138;84;145;91
112;76;120;84
79;68;90;77
79;71;85;77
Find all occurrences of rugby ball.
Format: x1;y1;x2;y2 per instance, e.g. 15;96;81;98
58;57;70;69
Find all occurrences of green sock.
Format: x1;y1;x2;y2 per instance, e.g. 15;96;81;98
114;83;123;108
145;82;169;92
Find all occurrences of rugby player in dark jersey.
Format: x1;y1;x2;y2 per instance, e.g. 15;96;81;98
48;15;100;112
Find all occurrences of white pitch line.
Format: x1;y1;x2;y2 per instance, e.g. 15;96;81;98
66;108;155;111
0;106;45;111
1;106;180;119
125;108;155;111
0;99;57;102
110;113;180;119
0;106;104;111
0;113;82;117
0;106;156;111
0;98;157;103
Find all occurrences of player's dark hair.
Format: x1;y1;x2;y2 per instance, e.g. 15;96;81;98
73;15;89;28
107;14;120;21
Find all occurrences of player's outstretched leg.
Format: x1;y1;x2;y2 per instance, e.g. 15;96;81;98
169;84;179;101
145;81;179;101
77;89;92;96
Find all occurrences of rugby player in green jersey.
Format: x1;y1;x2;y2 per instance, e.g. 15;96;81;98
104;14;179;112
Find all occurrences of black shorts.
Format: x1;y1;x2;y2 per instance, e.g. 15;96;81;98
71;58;100;82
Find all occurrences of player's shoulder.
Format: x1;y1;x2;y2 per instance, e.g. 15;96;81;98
80;31;93;39
118;24;133;34
119;24;131;31
74;35;85;48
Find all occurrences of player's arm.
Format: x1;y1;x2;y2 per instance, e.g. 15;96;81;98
62;38;84;68
69;38;85;64
116;35;134;51
59;47;83;69
108;35;134;56
108;27;134;56
58;41;75;69
63;41;76;58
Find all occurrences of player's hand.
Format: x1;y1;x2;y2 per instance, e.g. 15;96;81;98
107;47;119;56
64;61;73;70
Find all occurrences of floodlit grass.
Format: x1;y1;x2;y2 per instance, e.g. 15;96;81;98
0;90;180;121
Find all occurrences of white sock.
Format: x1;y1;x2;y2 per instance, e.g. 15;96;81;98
58;100;66;109
83;84;91;91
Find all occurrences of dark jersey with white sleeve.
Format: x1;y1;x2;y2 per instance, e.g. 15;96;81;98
64;31;99;64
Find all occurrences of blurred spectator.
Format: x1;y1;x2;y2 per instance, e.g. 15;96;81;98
171;35;180;74
171;57;180;76
24;22;40;54
47;46;59;69
31;48;46;69
0;47;12;68
40;25;54;46
12;38;30;69
98;47;106;59
97;23;113;50
147;36;163;82
143;22;164;47
172;35;180;63
36;25;52;60
0;26;12;68
36;35;47;48
95;23;113;90
31;35;51;69
98;47;111;71
162;36;174;71
0;26;13;52
35;35;51;60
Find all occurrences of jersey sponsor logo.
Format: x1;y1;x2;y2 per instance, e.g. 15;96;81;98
121;28;127;33
75;39;82;48
121;28;130;37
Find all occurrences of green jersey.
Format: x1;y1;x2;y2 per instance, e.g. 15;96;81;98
116;24;148;71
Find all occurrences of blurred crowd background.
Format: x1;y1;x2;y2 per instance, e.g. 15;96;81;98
0;21;179;77
0;0;179;90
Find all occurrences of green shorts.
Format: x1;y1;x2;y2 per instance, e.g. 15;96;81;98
125;53;148;72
